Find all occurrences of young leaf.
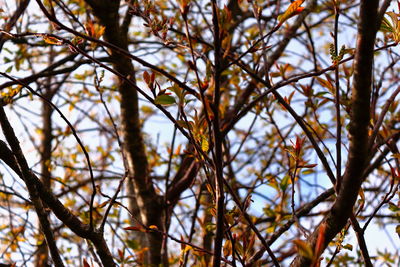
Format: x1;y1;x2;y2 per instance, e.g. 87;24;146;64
149;225;158;230
316;77;334;93
380;16;394;32
200;135;209;152
143;71;150;84
277;0;305;27
223;240;232;258
5;65;12;73
385;11;400;43
280;175;291;191
154;94;176;105
118;249;124;260
85;21;105;39
342;243;353;251
392;153;400;159
42;35;63;45
124;226;146;232
293;239;314;260
314;223;326;259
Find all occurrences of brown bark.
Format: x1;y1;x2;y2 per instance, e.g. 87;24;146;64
35;45;58;267
35;89;53;267
291;1;380;266
84;1;164;264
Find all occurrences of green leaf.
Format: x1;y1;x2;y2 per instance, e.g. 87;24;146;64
176;119;193;130
388;202;399;212
386;12;399;32
293;239;313;260
280;175;291;191
342;243;353;251
380;16;394;32
301;169;315;175
5;66;13;73
154;94;176;105
386;12;400;43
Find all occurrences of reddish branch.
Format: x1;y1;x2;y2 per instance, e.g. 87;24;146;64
291;1;380;265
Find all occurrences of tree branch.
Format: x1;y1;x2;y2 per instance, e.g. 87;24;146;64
0;105;65;267
0;138;116;266
291;1;380;265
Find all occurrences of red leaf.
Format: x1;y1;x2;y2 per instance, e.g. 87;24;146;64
124;226;143;232
118;249;124;259
300;163;318;168
143;71;150;84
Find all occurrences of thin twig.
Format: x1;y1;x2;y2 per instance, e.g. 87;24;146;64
0;71;97;230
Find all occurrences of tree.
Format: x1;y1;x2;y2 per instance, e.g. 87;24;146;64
0;0;399;266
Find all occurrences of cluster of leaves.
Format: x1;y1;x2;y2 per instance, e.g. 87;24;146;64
0;0;399;267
